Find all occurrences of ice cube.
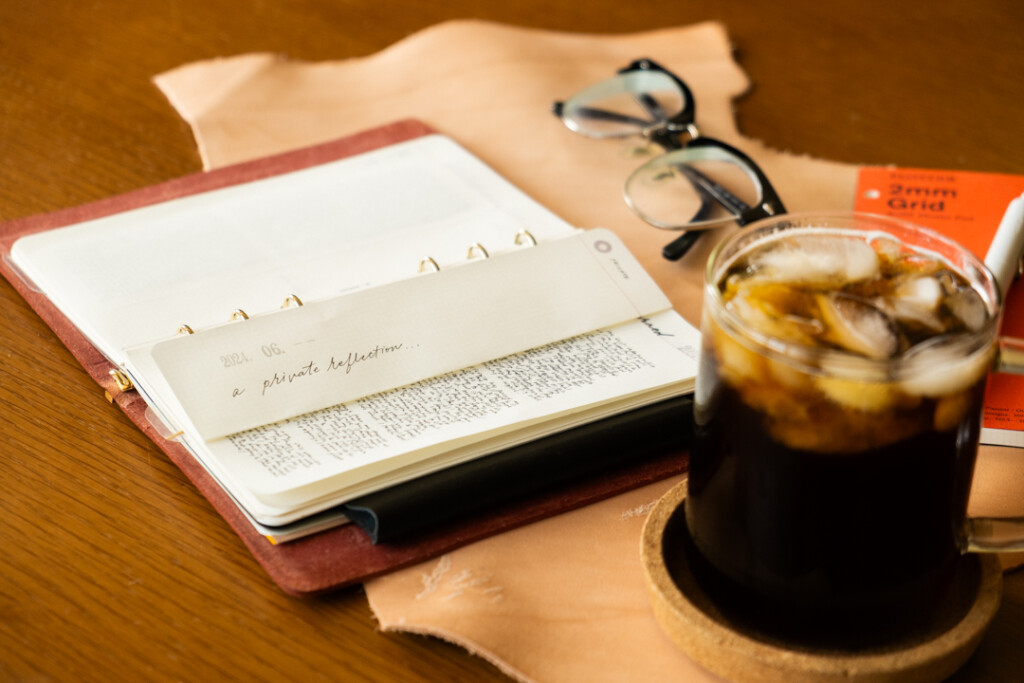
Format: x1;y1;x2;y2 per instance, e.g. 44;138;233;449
895;275;944;310
738;381;809;421
725;287;820;345
711;324;765;387
813;353;900;412
936;270;960;295
749;234;880;285
877;298;945;335
946;286;989;332
817;292;900;359
870;235;906;261
767;356;815;391
815;375;897;412
876;275;946;334
900;335;995;397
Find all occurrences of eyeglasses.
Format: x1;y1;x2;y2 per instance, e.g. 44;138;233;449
552;58;787;261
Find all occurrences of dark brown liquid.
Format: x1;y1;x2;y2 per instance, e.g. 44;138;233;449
685;364;984;648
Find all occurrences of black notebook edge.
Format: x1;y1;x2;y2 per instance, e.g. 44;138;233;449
343;395;694;544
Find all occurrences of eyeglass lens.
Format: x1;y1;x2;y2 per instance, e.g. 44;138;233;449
626;149;763;230
560;71;686;138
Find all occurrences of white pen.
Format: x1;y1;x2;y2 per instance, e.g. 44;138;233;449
984;192;1024;299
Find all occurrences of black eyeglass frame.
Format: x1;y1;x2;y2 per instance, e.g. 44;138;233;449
553;58;787;261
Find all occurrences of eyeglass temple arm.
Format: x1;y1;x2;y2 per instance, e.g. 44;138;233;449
661;232;703;261
661;165;747;261
652;132;732;261
677;165;750;216
551;101;658;128
703;138;786;222
635;92;666;122
657;151;716;260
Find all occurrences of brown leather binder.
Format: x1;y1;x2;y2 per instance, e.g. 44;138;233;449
0;119;687;595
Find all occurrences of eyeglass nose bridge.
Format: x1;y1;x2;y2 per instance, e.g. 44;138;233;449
647;122;700;156
673;122;701;141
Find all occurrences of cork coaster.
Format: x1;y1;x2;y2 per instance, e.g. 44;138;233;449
641;481;1004;683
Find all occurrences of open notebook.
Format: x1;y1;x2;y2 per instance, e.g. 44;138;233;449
1;120;698;591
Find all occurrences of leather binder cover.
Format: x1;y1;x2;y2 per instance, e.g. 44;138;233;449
0;119;688;595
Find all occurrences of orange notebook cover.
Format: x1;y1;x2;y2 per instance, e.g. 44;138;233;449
854;166;1024;447
0;119;687;595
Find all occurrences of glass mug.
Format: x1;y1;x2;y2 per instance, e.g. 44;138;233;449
685;212;1024;647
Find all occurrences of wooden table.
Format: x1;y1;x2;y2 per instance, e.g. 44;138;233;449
2;1;1022;680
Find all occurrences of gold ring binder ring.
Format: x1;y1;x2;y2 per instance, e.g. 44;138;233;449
514;229;537;246
282;294;304;308
177;324;195;335
467;243;490;260
231;309;250;321
418;257;440;273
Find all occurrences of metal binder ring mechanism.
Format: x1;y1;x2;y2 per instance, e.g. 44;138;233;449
552;58;786;261
466;243;490;260
419;231;536;273
177;296;301;336
514;229;537;246
418;257;440;273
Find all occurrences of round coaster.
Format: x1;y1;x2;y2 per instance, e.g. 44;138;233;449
641;480;1004;683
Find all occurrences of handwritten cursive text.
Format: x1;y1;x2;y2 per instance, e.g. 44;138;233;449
261;360;320;396
327;343;404;375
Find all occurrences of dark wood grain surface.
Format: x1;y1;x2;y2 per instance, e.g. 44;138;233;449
2;1;1023;680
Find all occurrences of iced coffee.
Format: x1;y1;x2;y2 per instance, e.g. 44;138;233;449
686;215;999;646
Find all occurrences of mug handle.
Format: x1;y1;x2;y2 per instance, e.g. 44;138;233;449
967;332;1024;553
968;195;1024;553
966;518;1024;552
